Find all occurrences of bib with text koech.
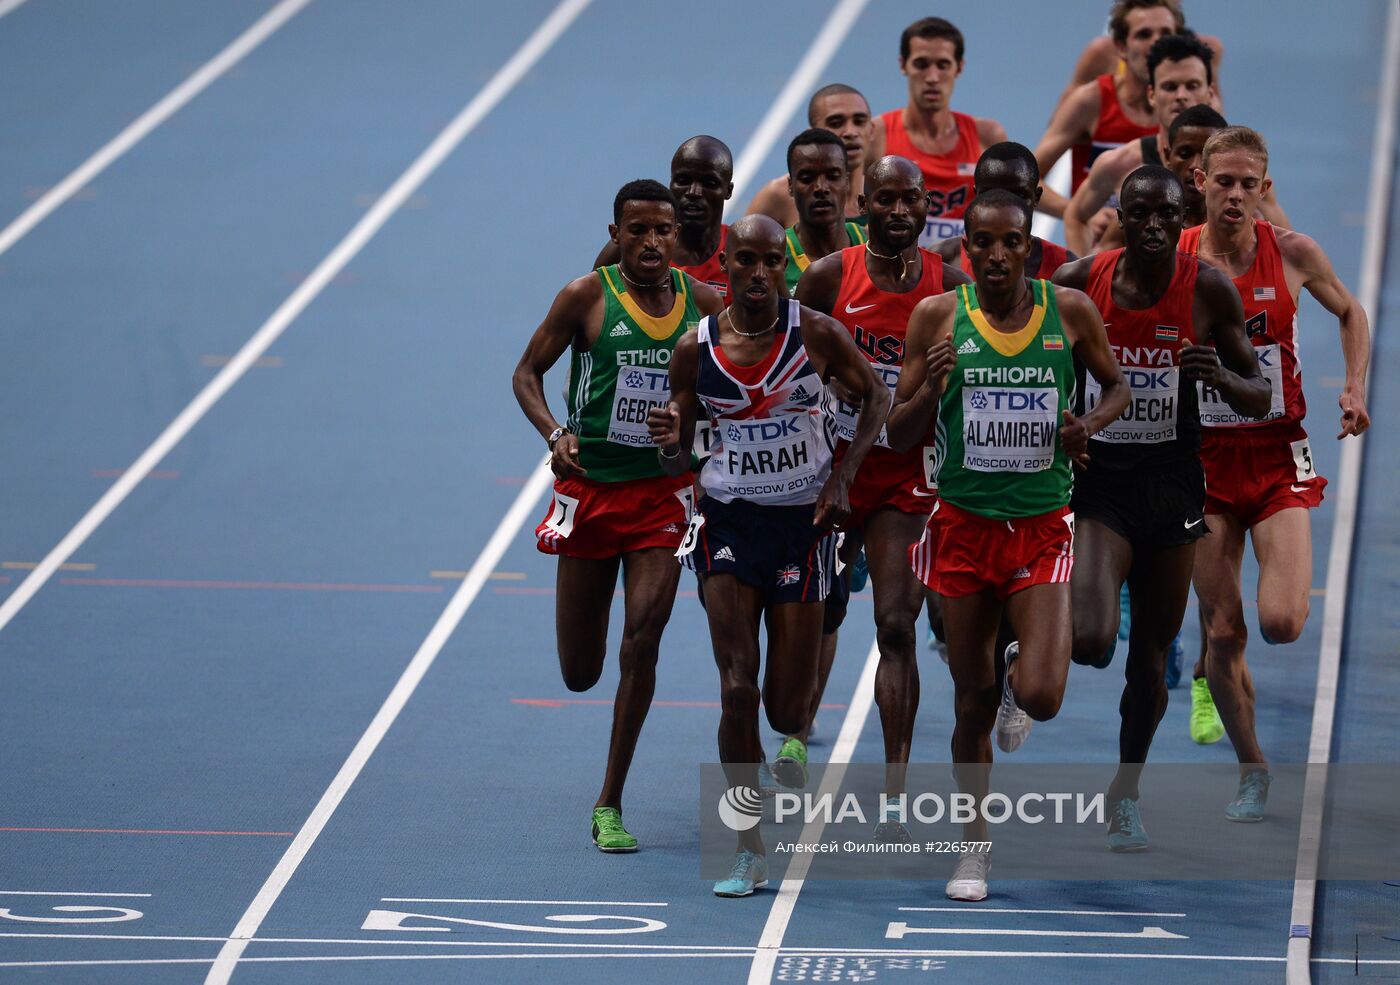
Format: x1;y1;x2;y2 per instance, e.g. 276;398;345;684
1086;365;1180;443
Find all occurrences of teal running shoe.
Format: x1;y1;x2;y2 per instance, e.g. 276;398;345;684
1225;770;1272;822
1107;797;1149;852
850;548;869;592
772;737;808;789
1165;633;1183;689
873;802;912;844
713;850;768;897
1118;582;1132;640
590;807;638;853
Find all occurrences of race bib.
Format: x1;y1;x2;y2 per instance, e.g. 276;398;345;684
923;444;938;487
675;511;705;559
693;419;713;461
1291;438;1317;482
608;363;671;447
961;386;1058;473
1199;342;1285;426
1087;366;1180;444
542;492;581;538
829;362;900;446
713;416;825;499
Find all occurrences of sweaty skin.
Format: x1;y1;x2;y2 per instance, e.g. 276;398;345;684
749;90;874;226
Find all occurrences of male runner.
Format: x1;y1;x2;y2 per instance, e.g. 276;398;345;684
649;214;886;896
1063;33;1216;254
797;156;969;833
1179;127;1370;818
891;188;1128;900
596;136;733;295
782;128;868;296
749;84;875;227
1033;0;1174;216
513;180;724;852
1053;166;1268;850
933;142;1076;280
868;17;1008;247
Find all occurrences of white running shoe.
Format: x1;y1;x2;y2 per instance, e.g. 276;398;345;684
945;850;990;901
995;641;1031;753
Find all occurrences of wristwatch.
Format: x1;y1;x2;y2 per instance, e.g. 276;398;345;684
547;426;568;450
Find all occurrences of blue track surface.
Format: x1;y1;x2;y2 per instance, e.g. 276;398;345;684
0;1;1395;982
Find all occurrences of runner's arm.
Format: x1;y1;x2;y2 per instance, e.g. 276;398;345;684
1064;147;1126;255
1033;83;1100;218
886;293;956;453
747;174;798;225
1287;231;1371;437
647;332;700;478
512;275;600;478
1183;264;1271;419
1049;254;1092;291
976;117;1008;148
793;251;844;316
1257;183;1291;230
1057;285;1128;462
592;240;621;269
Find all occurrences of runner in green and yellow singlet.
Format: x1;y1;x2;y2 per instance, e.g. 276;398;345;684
514;180;724;855
887;189;1128;903
784;129;867;296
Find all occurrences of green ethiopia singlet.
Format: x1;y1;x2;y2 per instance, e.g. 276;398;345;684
784;222;866;296
566;265;700;483
934;279;1076;519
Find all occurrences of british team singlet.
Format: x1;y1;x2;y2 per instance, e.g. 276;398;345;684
566;265;700;483
959;237;1071;280
1179;221;1304;437
696;299;834;506
830;244;948;475
880;109;981;247
935;280;1076;519
784;222;867;296
1070;74;1157;193
1079;249;1201;470
678;225;729;298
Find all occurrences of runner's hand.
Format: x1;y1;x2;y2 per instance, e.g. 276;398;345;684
1180;344;1223;386
1059;408;1090;466
827;377;862;408
926;338;957;389
1339;387;1370;438
648;402;682;447
551;432;587;479
813;473;851;529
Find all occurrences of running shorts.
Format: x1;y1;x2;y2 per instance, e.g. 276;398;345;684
909;498;1075;599
1201;431;1326;527
833;443;938;531
535;473;693;559
686;495;835;604
1072;460;1208;550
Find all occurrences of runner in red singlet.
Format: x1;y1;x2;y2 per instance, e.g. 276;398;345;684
1178;127;1370;821
596;135;733;295
868;18;1007;248
796;156;969;831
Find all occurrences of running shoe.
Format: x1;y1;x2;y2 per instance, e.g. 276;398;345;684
872;802;912;844
1189;677;1225;744
945;850;990;901
713;850;768;897
772;737;808;789
1107;797;1149;852
927;624;950;663
1225;770;1272;822
1165;633;1183;689
850;549;869;592
1118;582;1132;640
995;642;1031;753
590;807;638;853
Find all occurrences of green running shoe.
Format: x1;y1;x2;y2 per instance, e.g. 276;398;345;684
590;807;638;853
1225;770;1272;822
1107;797;1149;852
713;850;768;897
772;736;809;789
1189;677;1225;744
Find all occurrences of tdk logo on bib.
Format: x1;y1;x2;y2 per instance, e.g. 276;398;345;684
969;389;1052;412
729;418;802;441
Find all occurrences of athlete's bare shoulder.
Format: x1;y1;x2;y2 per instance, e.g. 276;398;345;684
1272;225;1326;269
795;249;845;314
1094;138;1142;180
1051;282;1098;326
748;174;797;225
931;236;960;265
975;116;1008;146
940;261;972;290
560;269;605;308
1050;254;1093;290
910;290;958;331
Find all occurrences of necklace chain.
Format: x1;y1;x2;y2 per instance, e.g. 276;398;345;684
726;307;780;339
865;242;918;282
618;264;670;290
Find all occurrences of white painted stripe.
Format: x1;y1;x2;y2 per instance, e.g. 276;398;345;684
0;0;32;20
1030;154;1071;246
722;0;872;217
896;907;1186;917
886;924;1185;940
748;639;881;985
0;0;587;642
1286;4;1400;984
0;0;312;259
378;898;667;906
0;891;151;898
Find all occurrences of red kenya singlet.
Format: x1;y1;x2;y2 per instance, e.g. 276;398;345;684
1080;248;1201;470
1179;222;1304;438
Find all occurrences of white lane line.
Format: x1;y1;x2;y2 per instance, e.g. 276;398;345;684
723;0;872;218
0;891;152;898
886;924;1186;941
0;0;586;640
0;0;32;20
748;639;881;985
1286;4;1400;984
0;0;312;259
1030;153;1071;246
897;907;1186;917
379;898;667;906
2;954;754;969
